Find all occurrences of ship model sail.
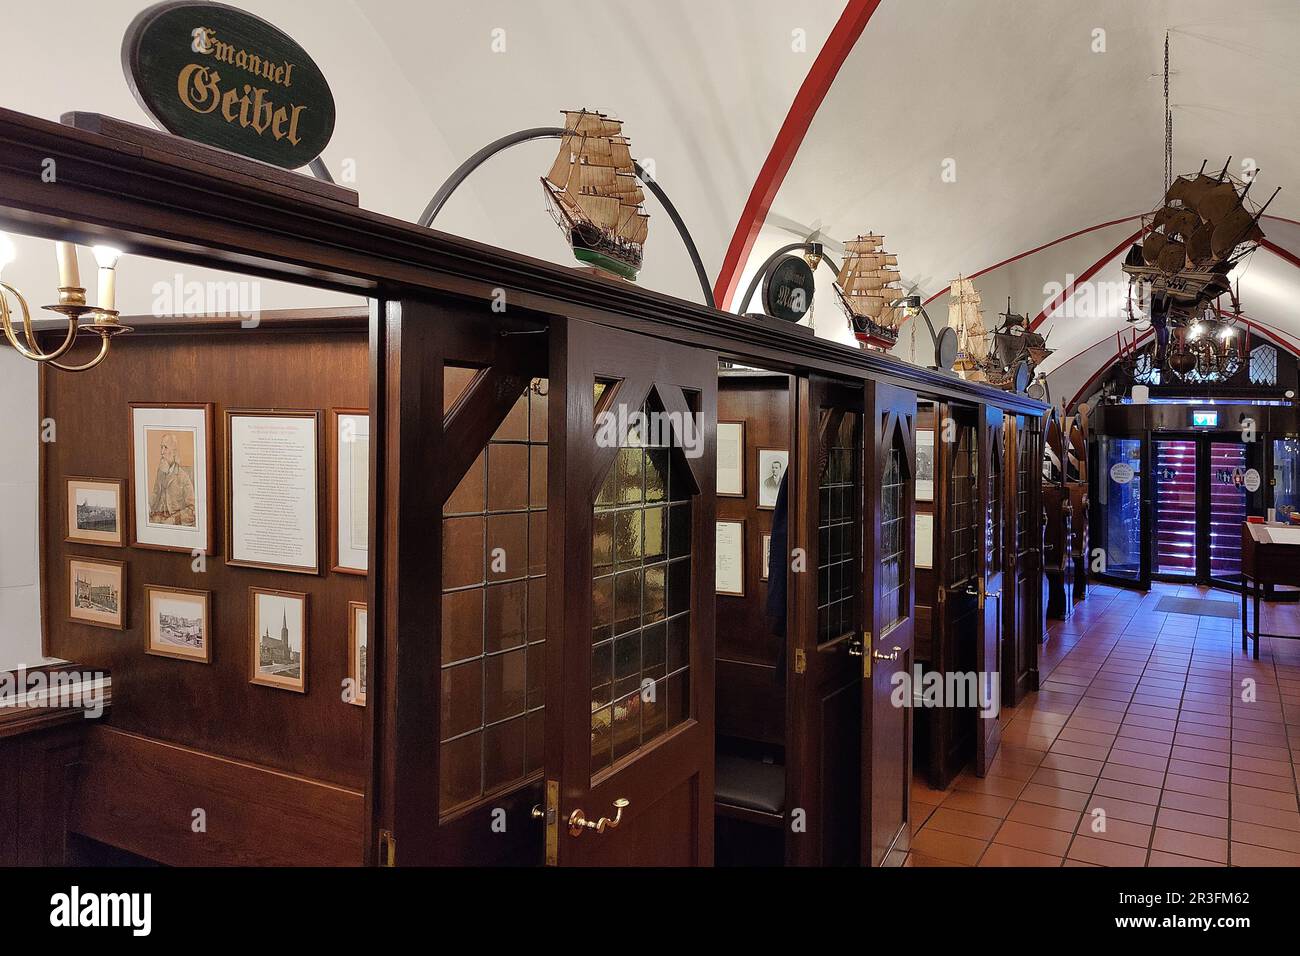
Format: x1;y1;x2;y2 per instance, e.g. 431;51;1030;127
835;234;905;350
542;109;649;280
989;297;1053;372
948;276;990;381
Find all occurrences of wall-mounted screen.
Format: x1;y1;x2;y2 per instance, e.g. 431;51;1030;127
1192;410;1219;428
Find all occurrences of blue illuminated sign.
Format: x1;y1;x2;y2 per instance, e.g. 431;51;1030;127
1192;410;1219;428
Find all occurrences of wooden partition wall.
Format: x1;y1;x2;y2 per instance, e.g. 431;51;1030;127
38;312;370;865
1042;409;1073;620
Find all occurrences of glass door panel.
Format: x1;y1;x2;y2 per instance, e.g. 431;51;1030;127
1154;439;1197;577
1208;441;1247;583
1097;436;1143;580
1274;438;1300;520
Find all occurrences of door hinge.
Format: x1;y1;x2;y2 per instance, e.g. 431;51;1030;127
863;631;873;678
378;828;396;867
794;648;807;674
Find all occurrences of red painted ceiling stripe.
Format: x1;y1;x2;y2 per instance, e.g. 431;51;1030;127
1028;227;1146;331
921;216;1144;306
1262;237;1300;270
713;0;883;311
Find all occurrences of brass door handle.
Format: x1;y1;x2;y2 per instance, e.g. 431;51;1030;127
872;645;901;663
568;797;629;837
988;589;1002;600
846;638;864;656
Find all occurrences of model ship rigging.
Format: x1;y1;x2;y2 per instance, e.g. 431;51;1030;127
542;109;650;280
835;234;905;350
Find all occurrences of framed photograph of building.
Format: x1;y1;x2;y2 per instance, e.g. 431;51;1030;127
144;585;211;663
250;587;308;693
65;476;126;547
130;403;214;554
331;409;369;574
716;421;745;497
68;557;126;630
348;600;367;707
227;409;321;574
756;448;788;510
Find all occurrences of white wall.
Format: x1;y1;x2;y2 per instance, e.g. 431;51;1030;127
0;350;50;670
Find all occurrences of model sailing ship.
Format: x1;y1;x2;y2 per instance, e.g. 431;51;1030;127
835;234;905;350
1122;158;1276;314
947;279;1053;388
542;109;649;280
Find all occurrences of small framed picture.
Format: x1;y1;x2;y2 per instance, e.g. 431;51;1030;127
756;449;789;510
916;429;935;502
130;403;214;554
348;601;368;707
761;533;772;582
68;557;126;630
250;587;308;693
145;585;211;663
227;410;321;575
715;519;744;596
331;409;369;574
66;477;126;547
716;421;745;498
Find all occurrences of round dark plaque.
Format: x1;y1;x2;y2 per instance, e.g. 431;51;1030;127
762;255;815;322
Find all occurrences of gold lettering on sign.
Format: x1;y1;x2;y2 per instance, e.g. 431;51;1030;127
197;27;296;88
178;65;308;145
177;63;221;115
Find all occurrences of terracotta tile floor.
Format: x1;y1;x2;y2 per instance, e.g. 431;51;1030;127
907;582;1300;867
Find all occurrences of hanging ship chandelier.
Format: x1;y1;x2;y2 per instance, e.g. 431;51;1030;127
1119;32;1279;384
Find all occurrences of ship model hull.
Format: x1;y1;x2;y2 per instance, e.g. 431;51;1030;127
849;313;899;350
835;234;905;351
549;200;643;280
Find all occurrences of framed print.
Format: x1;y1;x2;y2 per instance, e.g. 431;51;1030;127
227;410;321;574
716;421;745;498
761;532;772;582
331;409;369;574
915;513;934;569
130;403;213;554
916;429;935;502
348;600;368;707
250;587;308;693
65;476;126;547
756;448;789;510
715;519;744;596
68;557;126;630
145;585;211;663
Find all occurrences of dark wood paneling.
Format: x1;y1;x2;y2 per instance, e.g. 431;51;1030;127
41;329;368;790
69;726;364;866
716;375;790;751
0;738;16;865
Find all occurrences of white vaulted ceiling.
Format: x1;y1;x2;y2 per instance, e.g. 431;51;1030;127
1;0;1297;403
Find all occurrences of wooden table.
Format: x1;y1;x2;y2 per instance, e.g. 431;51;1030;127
1241;523;1300;659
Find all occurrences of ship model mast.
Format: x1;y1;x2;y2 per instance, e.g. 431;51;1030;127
835;234;905;350
542;109;649;280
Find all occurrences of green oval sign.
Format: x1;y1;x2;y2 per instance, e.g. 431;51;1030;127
122;1;336;169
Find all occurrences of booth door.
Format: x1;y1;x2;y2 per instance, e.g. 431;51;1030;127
974;405;1005;776
1003;414;1041;706
861;381;917;865
547;318;717;866
787;374;866;866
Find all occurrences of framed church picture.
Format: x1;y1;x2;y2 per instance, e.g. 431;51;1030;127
250;587;308;693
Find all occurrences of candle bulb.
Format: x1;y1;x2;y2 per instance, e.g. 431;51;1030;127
55;241;80;289
92;246;122;313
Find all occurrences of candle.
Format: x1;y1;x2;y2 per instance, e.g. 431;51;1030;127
98;266;116;312
55;241;80;289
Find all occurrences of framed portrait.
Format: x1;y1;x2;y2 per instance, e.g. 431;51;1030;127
331;409;369;574
227;410;321;574
716;421;745;498
916;429;935;502
68;556;126;630
250;587;308;693
715;519;744;596
761;532;772;582
65;476;126;547
130;403;213;554
145;585;211;663
348;600;368;707
756;448;789;510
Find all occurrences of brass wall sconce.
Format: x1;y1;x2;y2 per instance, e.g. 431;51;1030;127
0;236;131;372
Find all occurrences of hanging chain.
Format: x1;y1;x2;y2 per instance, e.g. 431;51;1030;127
1170;30;1180;195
